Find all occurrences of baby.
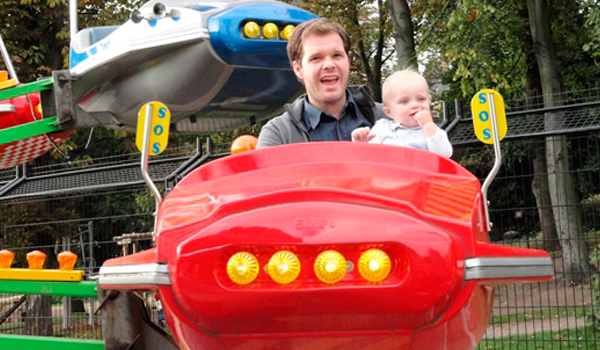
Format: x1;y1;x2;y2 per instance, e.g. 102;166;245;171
352;69;452;157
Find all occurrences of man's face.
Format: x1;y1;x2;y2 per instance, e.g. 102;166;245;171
292;32;350;114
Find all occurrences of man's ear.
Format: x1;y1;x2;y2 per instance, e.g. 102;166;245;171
292;61;303;82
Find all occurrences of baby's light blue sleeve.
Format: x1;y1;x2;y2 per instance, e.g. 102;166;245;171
426;128;453;157
368;120;384;144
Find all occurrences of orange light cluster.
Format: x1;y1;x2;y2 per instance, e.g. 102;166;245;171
0;249;78;270
226;248;393;286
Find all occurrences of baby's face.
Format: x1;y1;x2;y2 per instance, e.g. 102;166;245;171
383;75;431;128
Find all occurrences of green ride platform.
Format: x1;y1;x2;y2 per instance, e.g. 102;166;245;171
0;78;60;146
0;278;103;349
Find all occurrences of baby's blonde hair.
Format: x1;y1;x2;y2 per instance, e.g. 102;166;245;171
382;68;430;105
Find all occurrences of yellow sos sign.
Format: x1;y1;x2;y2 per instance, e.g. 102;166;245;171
470;89;507;144
135;102;170;155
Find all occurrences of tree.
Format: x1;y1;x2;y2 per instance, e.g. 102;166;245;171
519;0;559;252
388;0;416;69
527;0;590;283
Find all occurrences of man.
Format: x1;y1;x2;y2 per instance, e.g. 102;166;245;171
256;18;384;148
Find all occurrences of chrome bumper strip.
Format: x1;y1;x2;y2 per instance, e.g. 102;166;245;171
0;105;15;112
98;263;171;286
465;257;554;280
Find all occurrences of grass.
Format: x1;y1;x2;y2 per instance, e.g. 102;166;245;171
478;325;599;349
489;307;592;325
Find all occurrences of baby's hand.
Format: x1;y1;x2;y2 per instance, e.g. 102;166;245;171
352;127;375;142
414;110;434;128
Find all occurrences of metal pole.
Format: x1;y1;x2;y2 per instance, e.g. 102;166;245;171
70;0;78;47
88;221;94;273
481;93;503;232
62;237;72;329
0;35;19;84
140;104;163;236
87;220;94;329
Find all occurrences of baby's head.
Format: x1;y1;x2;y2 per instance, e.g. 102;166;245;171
382;69;431;128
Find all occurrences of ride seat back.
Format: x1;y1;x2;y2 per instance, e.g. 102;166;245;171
75;26;119;50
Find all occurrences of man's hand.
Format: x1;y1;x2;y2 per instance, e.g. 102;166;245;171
352;126;375;142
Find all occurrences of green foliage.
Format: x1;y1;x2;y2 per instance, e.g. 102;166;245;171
549;0;600;91
478;324;599;349
582;1;600;59
588;241;600;330
0;201;78;266
67;128;137;162
417;0;527;98
454;140;540;237
416;0;600;101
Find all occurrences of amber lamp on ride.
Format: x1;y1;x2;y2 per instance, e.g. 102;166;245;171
280;25;295;40
0;249;14;268
358;249;391;282
243;21;260;38
227;252;259;285
230;135;258;154
26;250;47;269
58;251;78;271
262;23;279;39
267;251;301;284
314;250;347;284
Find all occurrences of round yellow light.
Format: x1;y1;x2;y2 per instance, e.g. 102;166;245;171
314;250;347;284
267;251;301;284
280;25;295;40
358;249;391;282
227;252;259;285
262;23;279;39
243;21;260;38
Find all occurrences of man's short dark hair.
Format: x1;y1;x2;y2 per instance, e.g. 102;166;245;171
286;18;351;68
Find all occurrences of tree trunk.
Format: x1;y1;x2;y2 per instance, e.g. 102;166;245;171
527;0;590;283
351;0;386;102
520;0;559;252
389;0;416;70
23;295;52;336
531;148;560;252
47;2;68;71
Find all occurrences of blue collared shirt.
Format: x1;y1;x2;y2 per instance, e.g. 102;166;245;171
302;90;372;142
